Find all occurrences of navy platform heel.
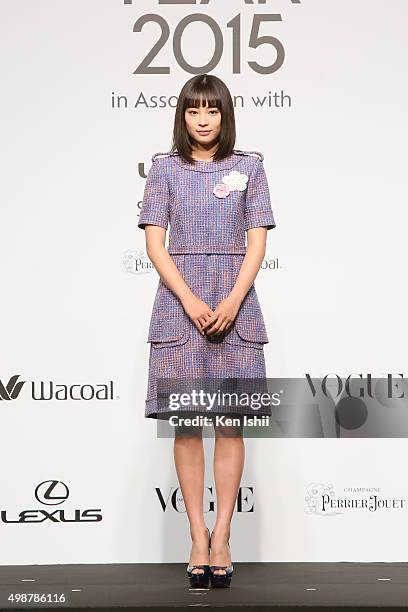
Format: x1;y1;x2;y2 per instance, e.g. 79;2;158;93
186;527;211;589
209;530;234;588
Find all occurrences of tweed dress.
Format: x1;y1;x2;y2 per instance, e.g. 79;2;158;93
138;149;276;419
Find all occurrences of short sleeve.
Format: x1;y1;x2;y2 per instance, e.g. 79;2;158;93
244;157;276;231
138;158;170;230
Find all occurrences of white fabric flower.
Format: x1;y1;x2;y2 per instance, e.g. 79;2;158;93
221;170;249;192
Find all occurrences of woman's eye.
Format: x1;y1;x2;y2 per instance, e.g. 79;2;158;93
187;109;218;116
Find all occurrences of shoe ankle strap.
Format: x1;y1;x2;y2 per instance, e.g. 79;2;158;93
210;564;233;570
187;564;208;571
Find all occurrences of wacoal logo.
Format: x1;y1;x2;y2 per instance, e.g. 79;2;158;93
0;375;26;400
0;375;117;401
155;486;254;513
1;480;103;524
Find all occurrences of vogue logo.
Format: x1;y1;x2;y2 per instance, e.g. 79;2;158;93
0;375;116;402
306;374;407;399
155;486;254;513
1;480;103;525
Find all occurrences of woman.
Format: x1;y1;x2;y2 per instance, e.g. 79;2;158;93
138;74;276;588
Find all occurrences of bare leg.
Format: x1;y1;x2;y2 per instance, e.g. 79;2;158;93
211;419;244;574
173;424;209;574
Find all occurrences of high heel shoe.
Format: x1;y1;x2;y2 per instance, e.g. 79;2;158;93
209;530;234;588
186;527;211;589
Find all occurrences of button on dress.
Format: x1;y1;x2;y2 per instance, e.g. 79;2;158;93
138;149;276;419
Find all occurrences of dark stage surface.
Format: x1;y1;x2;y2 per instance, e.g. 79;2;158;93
1;562;408;610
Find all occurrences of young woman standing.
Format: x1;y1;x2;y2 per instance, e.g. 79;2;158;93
138;74;276;588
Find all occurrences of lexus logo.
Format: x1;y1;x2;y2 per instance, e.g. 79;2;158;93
35;480;70;506
1;480;103;524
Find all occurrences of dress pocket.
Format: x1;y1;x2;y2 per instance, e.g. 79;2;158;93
147;280;190;347
224;285;269;350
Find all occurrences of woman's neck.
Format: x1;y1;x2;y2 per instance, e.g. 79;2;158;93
191;143;218;161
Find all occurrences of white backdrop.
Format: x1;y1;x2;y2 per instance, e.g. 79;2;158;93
1;0;408;564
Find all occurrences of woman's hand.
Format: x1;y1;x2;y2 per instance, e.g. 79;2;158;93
201;295;243;337
181;294;216;335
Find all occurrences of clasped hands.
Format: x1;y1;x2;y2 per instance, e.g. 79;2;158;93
181;293;242;337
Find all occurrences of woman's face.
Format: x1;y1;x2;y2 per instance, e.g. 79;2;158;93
184;102;221;148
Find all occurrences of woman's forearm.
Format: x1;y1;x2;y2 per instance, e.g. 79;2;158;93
146;237;195;305
229;228;267;303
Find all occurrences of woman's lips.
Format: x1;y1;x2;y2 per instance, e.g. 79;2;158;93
197;130;211;135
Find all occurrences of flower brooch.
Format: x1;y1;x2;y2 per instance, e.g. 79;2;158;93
213;170;249;198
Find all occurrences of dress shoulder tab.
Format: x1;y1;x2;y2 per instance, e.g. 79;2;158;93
233;149;264;162
151;151;172;162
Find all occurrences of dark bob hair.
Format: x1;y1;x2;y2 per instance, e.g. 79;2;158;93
170;74;236;164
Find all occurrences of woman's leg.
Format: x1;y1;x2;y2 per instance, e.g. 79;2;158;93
210;418;244;574
174;423;209;574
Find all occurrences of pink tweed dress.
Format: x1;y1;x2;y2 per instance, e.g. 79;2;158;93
138;149;276;419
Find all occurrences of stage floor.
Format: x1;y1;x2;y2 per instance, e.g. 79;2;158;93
1;562;407;610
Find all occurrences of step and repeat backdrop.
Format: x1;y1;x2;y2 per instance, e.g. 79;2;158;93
1;0;407;564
